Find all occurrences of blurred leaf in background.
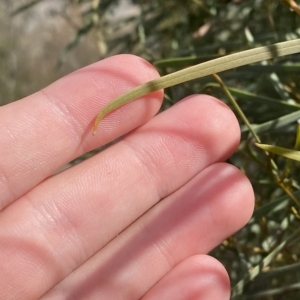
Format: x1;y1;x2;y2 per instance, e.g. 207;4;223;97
3;0;300;299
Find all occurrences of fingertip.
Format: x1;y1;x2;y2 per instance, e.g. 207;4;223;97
142;255;230;300
181;94;241;146
204;162;255;232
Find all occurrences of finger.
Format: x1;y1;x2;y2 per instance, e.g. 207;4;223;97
0;54;163;209
0;96;241;299
142;255;230;300
41;163;253;300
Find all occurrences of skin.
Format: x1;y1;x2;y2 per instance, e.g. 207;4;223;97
0;54;254;300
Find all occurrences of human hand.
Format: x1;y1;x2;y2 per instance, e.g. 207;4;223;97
0;55;254;300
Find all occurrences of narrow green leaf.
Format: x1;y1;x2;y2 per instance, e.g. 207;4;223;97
242;110;300;135
251;192;295;220
155;58;300;73
245;282;300;299
154;55;220;68
204;83;300;108
93;39;300;134
212;74;261;143
294;123;300;150
255;143;300;161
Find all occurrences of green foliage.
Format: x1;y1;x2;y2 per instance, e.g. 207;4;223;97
9;0;300;298
255;142;300;161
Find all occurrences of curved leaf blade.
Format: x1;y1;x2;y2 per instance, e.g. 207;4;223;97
93;39;300;134
255;143;300;161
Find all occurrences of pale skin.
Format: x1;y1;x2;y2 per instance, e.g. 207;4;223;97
0;54;254;299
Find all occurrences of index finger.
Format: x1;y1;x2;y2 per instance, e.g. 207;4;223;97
0;55;163;209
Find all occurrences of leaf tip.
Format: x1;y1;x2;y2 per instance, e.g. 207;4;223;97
92;118;100;136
